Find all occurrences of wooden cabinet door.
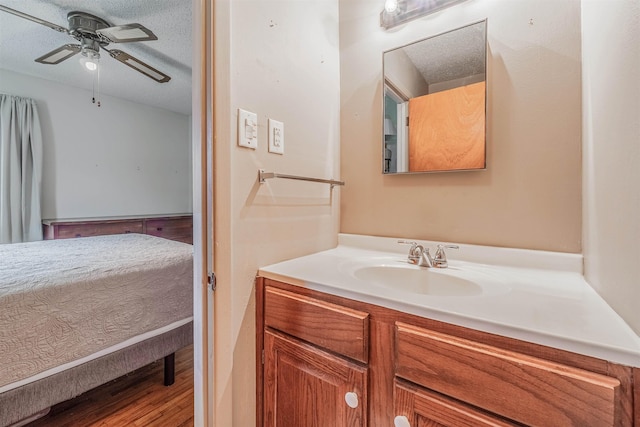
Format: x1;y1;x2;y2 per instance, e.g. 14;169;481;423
264;330;367;427
394;381;517;427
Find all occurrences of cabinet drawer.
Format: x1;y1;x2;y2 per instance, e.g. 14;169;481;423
395;322;621;426
55;220;143;239
264;286;369;363
394;380;516;426
145;217;192;244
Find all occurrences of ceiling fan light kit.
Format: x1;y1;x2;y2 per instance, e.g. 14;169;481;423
80;56;98;72
0;4;171;89
81;38;101;58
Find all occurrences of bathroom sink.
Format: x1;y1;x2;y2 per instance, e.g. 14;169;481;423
353;265;483;296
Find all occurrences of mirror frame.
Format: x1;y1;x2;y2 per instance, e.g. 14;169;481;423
381;19;488;175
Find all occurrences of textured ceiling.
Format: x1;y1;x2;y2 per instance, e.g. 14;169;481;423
0;0;192;115
403;20;485;85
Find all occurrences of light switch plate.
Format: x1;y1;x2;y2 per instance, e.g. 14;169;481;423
238;109;258;149
268;119;284;154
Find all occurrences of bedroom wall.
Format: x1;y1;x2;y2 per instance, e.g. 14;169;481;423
339;0;582;253
212;0;341;425
0;69;192;220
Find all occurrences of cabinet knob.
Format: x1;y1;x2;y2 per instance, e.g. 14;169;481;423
344;392;359;409
394;415;410;427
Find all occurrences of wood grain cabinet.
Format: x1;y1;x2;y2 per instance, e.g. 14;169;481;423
260;285;369;427
43;214;193;244
143;216;193;244
264;330;367;427
257;278;637;427
395;322;622;426
394;380;517;427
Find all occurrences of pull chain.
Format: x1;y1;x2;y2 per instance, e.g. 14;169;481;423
91;63;101;107
96;64;101;107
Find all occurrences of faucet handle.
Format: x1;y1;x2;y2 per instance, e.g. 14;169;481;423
397;240;419;254
397;240;422;264
433;244;459;268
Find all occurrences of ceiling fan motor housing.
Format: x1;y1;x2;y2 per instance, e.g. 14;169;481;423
67;11;111;45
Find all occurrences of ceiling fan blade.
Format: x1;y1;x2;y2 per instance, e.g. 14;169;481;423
35;44;81;65
0;5;68;33
97;23;158;43
108;49;171;83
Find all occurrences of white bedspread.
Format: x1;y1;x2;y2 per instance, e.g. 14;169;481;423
0;234;193;391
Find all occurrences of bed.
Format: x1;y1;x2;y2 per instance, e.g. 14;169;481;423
0;233;193;426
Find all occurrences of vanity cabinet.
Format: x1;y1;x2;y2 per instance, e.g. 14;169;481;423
260;285;369;426
256;278;636;427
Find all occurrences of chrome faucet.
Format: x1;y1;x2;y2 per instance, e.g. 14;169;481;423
397;240;433;267
398;241;458;268
433;244;459;268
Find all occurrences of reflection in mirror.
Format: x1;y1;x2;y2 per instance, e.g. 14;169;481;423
383;20;487;174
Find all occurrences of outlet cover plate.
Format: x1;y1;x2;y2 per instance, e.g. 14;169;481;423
268;119;284;154
238;109;258;149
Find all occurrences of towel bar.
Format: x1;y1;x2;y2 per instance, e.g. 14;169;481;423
258;169;345;188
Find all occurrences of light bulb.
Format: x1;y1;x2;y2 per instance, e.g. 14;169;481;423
80;55;99;72
384;0;398;13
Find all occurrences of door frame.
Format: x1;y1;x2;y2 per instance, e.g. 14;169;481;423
192;0;214;425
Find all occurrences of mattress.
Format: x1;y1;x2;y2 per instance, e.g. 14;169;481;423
0;234;193;392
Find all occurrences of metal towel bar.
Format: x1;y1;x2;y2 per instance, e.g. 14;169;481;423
258;169;345;188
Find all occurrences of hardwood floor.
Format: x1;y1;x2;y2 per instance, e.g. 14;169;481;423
28;345;194;427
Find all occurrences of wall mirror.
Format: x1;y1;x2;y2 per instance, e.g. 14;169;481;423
382;20;487;174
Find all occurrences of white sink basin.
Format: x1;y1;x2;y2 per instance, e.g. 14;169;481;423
354;265;483;296
339;256;510;297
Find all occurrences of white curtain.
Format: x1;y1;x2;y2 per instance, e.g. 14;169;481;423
0;94;43;243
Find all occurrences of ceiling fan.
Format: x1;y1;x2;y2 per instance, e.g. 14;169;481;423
0;4;171;83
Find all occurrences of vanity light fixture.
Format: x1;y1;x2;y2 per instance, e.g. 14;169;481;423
380;0;470;29
384;0;399;13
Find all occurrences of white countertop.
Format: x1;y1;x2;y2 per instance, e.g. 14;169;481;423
259;233;640;367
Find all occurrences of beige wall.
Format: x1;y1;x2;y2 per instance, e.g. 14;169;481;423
203;1;640;425
213;1;341;425
582;0;640;334
339;0;583;253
